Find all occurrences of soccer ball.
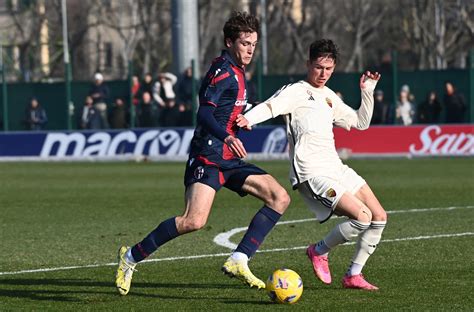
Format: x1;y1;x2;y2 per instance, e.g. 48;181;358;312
266;268;303;304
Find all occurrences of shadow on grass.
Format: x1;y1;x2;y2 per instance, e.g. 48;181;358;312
0;278;266;303
0;278;244;289
222;299;274;305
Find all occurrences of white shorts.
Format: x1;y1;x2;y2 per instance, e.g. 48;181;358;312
297;165;366;223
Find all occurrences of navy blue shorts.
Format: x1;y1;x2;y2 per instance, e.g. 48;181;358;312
184;155;267;197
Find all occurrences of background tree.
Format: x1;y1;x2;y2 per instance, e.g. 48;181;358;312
0;0;473;81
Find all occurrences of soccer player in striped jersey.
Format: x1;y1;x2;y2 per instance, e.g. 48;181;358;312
115;12;290;296
237;39;387;290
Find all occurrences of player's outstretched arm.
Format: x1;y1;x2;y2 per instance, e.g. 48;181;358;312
241;102;274;128
356;71;381;130
334;71;380;131
238;84;294;130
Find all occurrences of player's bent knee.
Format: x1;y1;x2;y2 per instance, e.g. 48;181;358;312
357;205;372;223
372;209;387;222
280;190;291;209
270;188;290;213
177;217;207;233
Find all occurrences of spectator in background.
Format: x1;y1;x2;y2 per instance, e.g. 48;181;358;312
80;95;102;129
401;84;416;104
25;97;47;130
176;67;197;127
88;72;110;128
395;87;416;126
154;72;178;127
131;75;141;106
110;97;129;129
372;90;390;125
418;91;442;124
443;81;466;123
137;91;157;128
140;73;154;97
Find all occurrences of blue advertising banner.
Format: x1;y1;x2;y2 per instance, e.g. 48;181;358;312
0;127;288;160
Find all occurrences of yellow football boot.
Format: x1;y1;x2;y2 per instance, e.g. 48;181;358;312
222;257;265;289
115;246;137;295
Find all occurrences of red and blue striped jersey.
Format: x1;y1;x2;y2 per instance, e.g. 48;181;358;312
189;50;249;164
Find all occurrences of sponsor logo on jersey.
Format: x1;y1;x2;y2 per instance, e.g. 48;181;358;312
326;188;336;198
194;166;205;179
235;99;248;106
307;90;315;101
326;97;333;108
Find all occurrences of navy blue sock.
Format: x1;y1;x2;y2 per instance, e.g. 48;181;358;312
131;217;179;262
235;206;282;258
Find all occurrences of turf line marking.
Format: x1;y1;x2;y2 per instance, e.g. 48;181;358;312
0;232;472;276
214;205;474;249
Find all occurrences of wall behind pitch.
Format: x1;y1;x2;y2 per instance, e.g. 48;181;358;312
0;69;471;131
0;80;128;131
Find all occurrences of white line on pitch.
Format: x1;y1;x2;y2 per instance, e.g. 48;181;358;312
214;205;474;249
0;231;472;276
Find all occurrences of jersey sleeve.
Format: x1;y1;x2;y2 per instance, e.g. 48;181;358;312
333;79;377;130
197;105;229;141
245;84;296;126
199;68;231;107
333;96;358;131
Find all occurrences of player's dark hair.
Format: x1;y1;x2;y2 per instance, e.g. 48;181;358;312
223;11;260;46
309;39;339;64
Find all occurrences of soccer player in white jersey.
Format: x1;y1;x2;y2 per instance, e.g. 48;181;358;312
236;39;387;290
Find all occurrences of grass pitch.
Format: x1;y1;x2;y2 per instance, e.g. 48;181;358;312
0;158;473;311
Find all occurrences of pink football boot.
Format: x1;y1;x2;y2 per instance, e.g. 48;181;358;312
342;274;379;290
306;244;331;284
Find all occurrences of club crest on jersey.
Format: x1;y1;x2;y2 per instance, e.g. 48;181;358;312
194;166;205;180
326;188;336;198
307;90;315;101
326;97;333;108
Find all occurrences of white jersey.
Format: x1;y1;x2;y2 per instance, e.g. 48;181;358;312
244;79;377;187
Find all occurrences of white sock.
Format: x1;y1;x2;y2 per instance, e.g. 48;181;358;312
347;262;364;276
324;219;370;248
125;248;137;265
348;221;387;276
230;251;249;262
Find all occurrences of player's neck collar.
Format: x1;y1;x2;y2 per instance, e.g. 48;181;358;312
304;79;325;90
